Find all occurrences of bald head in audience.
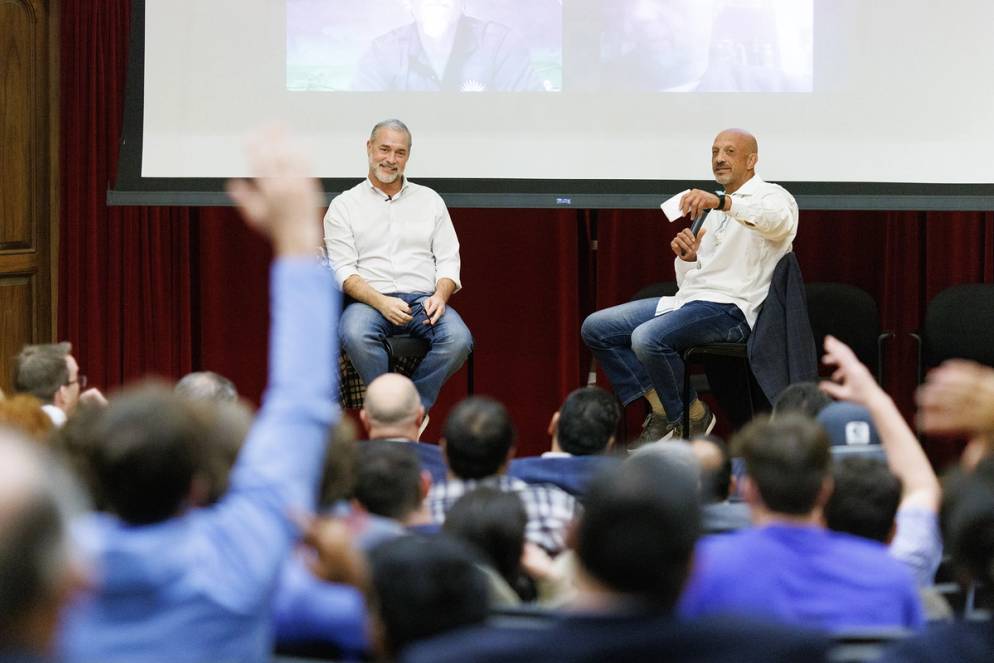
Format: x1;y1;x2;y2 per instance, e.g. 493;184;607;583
360;374;426;441
0;428;83;656
174;371;238;403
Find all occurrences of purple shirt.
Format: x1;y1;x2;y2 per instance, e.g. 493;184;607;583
679;524;924;632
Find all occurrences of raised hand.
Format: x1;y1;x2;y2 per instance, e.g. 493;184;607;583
916;359;994;435
819;335;882;405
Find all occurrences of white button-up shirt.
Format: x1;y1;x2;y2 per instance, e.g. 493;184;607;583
659;175;798;328
323;178;462;294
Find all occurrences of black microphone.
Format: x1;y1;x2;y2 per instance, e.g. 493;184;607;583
678;209;710;259
690;208;710;236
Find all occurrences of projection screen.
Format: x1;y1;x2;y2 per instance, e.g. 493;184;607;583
110;0;994;209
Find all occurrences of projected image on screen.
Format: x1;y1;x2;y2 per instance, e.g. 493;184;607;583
597;0;812;92
287;0;562;92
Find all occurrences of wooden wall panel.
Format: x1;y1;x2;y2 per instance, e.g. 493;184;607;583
0;275;34;393
0;0;55;394
0;0;35;250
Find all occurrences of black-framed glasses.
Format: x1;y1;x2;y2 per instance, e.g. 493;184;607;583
66;374;88;389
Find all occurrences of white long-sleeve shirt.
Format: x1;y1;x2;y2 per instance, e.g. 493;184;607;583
324;178;462;294
659;175;798;328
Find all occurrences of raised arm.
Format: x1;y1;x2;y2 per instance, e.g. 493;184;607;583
725;187;798;241
820;336;939;512
197;130;340;606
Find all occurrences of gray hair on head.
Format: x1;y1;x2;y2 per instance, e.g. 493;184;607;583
630;440;701;479
370;119;412;147
174;371;238;404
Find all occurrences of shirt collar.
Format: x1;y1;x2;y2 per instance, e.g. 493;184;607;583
727;174;765;196
541;451;572;458
366;176;409;200
42;403;67;427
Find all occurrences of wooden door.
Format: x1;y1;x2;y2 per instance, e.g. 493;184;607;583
0;0;57;395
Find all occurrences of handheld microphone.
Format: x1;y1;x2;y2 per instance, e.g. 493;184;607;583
690;209;710;236
678;209;710;259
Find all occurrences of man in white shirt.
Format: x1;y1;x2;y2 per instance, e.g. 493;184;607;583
324;119;473;413
13;342;106;427
581;129;798;442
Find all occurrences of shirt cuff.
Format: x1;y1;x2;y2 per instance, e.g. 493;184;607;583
437;272;462;293
333;266;359;289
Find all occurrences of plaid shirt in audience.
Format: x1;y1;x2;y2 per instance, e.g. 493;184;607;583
428;474;580;554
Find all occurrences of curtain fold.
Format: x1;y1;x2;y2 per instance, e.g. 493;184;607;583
60;1;195;389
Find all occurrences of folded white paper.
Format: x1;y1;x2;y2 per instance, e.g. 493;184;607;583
659;189;689;222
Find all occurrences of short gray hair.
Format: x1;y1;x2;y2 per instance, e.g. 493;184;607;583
174;371;238;403
14;343;72;403
370;119;412;147
630;440;701;478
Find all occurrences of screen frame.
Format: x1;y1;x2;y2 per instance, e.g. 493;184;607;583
110;0;994;211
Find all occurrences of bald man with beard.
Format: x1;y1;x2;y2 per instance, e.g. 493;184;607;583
582;129;799;443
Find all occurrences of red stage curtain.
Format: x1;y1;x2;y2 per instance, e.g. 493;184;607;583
60;0;994;462
60;1;195;388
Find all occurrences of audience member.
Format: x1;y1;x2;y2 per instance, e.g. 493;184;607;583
917;359;994;470
881;467;994;662
772;381;832;419
690;435;752;533
174;370;238;403
353;441;435;534
428;397;578;554
631;438;701;475
0;394;54;442
13;343;106;427
57;131;341;662
171;372;252;505
0;430;85;660
635;437;750;533
443;487;528;606
820;335;943;588
368;535;489;659
47;403;107;510
359;373;447;481
405;454;830;662
315;418;421;550
192;399;254;505
508;386;620;497
817;401;882;447
680;411;924;631
317;419;360;510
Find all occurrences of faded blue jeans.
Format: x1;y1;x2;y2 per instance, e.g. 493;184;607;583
581;299;749;424
340;293;473;410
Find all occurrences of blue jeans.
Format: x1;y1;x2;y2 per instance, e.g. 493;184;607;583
581;299;749;424
340;293;473;410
